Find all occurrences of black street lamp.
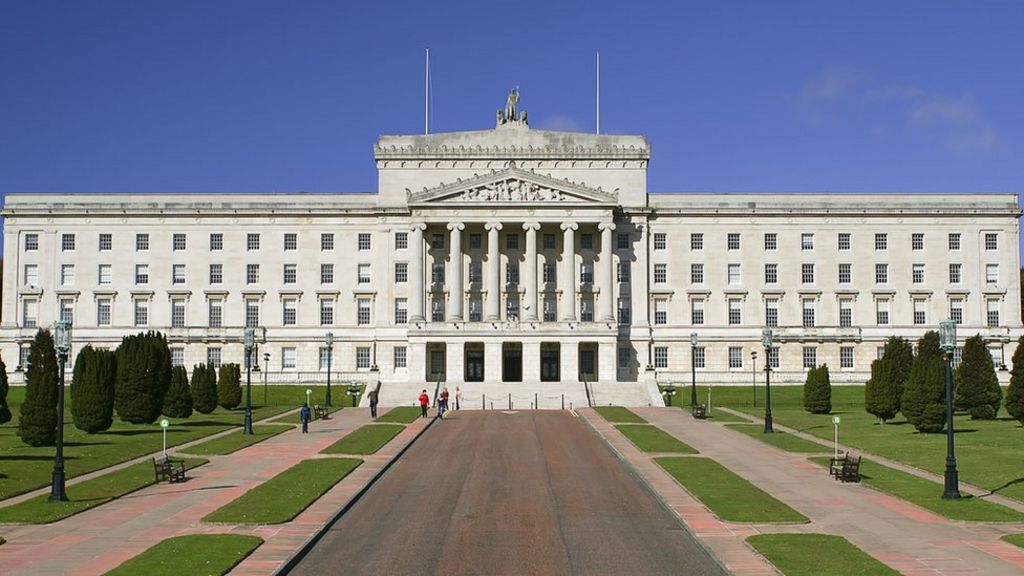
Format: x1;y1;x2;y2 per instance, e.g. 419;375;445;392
50;320;72;502
751;349;758;407
762;328;774;433
939;319;961;500
690;332;698;407
325;332;334;407
243;327;254;435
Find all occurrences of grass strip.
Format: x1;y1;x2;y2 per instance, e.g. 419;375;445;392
747;534;898;576
810;457;1024;522
204;458;361;524
656;456;808;523
593;406;646;423
321;424;405;455
104;534;263;576
0;458;207;524
179;425;293;456
1003;534;1024;549
615;424;697;453
727;424;829;453
375;406;422;424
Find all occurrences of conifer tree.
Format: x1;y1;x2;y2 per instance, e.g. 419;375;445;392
901;331;947;433
70;346;116;433
1007;336;1024;425
954;334;1002;419
803;364;832;414
217;363;242;410
163;365;193;418
114;331;173;424
191;363;218;414
865;336;912;422
18;329;60;446
0;356;11;424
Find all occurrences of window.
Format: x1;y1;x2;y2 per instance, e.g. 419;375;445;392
468;233;482;250
839;299;853;327
509;297;522;320
801;263;815;284
284;233;297;251
838;233;851;251
990;346;1004;369
948;233;961;251
172;264;185;285
691;298;705;325
209;233;222;251
803;347;817;369
765;298;779;327
617;232;630;250
654;299;668;325
802;298;816;328
59;299;74;324
134;299;149;326
764;233;777;251
25;233;39;251
653;232;667;250
62;233;76;251
729;347;743;369
247;233;260;251
580;234;593;250
874;233;887;250
247;264;260;284
319;347;332;371
171;299;186;328
987;299;1000;327
282;298;297;325
507;261;520;284
320;299;334;326
358;298;371;325
395;298;408;324
949;263;961;284
61;264;75;286
543;234;555;249
580;262;594;284
432;263;445;284
209;264;223;284
691;263;704;284
22;299;38;328
840;347;854;369
171;348;184;368
97;298;112;326
469;262;482;283
23;264;39;286
321;263;334;284
906;263;923;284
690;233;703;250
208;299;223;328
875;263;888;284
506;233;519;250
985;233;998;251
542;299;556;322
728;263;741;285
617;262;630;283
282;348;297;369
618;298;631;324
694;347;706;369
950;298;963;325
767;347;779;369
618;347;630;369
912;233;924;251
654;347;668;369
134;264;149;285
207;347;222;369
432;298;445;321
470;298;484;321
245;300;260;327
728;298;742;325
764;264;778;284
543;263;556;283
322;233;335;250
913;299;926;325
358;233;371;251
838;263;851;284
952;347;963;368
654;263;667;284
876;299;890;325
284;264;297;284
173;233;186;251
99;233;112;251
986;264;998;284
801;233;814;250
98;264;112;285
394;346;408;368
727;233;740;250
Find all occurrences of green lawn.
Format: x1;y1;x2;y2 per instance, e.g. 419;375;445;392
104;534;263;576
203;457;361;524
321;424;405;455
1003;534;1024;549
656;456;808;523
747;534;898;576
713;385;1024;504
178;425;293;456
375;406;423;424
809;457;1024;522
0;457;207;524
615;424;697;453
0;385;335;501
593;406;646;423
726;424;830;453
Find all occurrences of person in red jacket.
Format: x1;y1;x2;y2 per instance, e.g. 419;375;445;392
418;390;430;419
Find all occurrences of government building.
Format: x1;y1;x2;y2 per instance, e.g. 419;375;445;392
2;95;1021;406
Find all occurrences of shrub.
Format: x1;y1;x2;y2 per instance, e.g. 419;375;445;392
163;365;193;418
1007;337;1024;425
191;363;218;414
954;334;1002;419
803;364;832;414
0;357;11;424
217;363;242;410
901;331;947;433
70;346;117;433
18;329;60;446
864;336;912;423
115;331;173;424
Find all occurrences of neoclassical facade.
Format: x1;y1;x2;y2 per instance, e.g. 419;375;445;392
3;107;1021;405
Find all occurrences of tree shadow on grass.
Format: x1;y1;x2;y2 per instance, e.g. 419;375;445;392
985;476;1024;497
176;421;233;428
0;454;80;462
104;430;161;437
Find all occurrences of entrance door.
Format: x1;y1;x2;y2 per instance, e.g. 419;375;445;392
502;345;522;382
465;348;484;382
429;348;446;382
579;348;596;381
541;346;560;382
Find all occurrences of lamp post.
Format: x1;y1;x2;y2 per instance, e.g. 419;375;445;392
939;319;961;500
690;332;698;407
325;332;334;407
50;320;72;502
751;349;758;407
263;352;270;406
243;327;254;435
762;328;774;433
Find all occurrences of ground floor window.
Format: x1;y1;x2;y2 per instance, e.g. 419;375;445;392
693;346;706;369
319;347;332;370
767;346;779;369
840;346;854;369
728;347;743;369
207;347;222;369
617;346;630;369
282;347;296;369
356;346;371;369
654;346;668;368
171;348;184;367
802;346;817;369
394;346;407;369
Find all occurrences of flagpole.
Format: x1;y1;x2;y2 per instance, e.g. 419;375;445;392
425;48;430;135
596;51;601;135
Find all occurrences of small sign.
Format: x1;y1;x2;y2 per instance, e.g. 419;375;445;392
832;416;841;424
160;419;169;428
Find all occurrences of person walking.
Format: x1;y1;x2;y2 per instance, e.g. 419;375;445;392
439;387;450;419
368;385;379;419
455;386;462;410
419;389;430;418
300;403;311;434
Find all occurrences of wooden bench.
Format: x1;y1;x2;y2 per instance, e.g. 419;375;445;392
313;405;328;420
829;453;861;483
153;456;186;483
692;404;708;419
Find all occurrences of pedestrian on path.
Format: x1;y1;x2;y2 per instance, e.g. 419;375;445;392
439;387;450;418
455;386;462;410
419;389;430;418
368;384;379;419
300;403;311;434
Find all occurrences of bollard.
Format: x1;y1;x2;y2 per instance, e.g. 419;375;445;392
508;393;512;410
490;402;493;410
482;394;485;410
535;392;538;409
561;394;565;410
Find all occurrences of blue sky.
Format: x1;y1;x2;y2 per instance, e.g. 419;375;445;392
2;1;1022;255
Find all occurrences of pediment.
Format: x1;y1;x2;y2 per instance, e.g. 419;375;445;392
406;167;619;207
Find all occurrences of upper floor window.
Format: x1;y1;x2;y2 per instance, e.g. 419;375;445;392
912;263;925;284
394;262;408;283
62;233;76;251
284;233;297;251
875;263;889;284
838;233;851;251
654;263;667;284
431;234;444;250
135;264;149;285
728;263;741;285
617;233;630;250
358;264;371;284
986;264;999;284
246;263;260;284
322;233;335;251
838;263;852;284
874;233;887;251
358;233;371;251
985;233;998;251
506;233;519;250
209;233;222;251
691;263;704;284
727;233;740;250
247;233;260;251
801;233;814;250
172;264;186;285
912;233;924;251
801;263;815;284
617;262;631;283
172;233;186;251
98;264;112;285
764;263;778;284
653;233;667;250
948;233;961;251
764;233;777;251
283;264;297;284
580;234;593;250
24;233;39;251
209;263;223;284
949;263;961;284
99;233;112;251
690;233;703;250
321;263;335;284
394;231;407;250
543;234;556;249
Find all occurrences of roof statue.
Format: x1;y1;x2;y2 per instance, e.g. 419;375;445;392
497;87;527;127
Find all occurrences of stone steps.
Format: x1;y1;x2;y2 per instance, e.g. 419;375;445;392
374;380;657;409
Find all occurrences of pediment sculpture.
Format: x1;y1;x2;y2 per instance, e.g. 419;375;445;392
447;179;564;202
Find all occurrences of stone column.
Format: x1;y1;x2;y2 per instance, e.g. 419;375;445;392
447;222;465;322
485;222;503;321
598;222;616;322
409;223;427;322
560;222;578;321
522;222;541;322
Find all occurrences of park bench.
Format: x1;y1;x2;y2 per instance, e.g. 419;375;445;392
152;456;187;483
313;405;328;420
829;453;861;483
692;404;708;419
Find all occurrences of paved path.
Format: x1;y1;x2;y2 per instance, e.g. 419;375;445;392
587;407;1024;576
0;408;428;576
289;411;727;576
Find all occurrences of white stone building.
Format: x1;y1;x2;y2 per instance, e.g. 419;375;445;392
2;102;1021;406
